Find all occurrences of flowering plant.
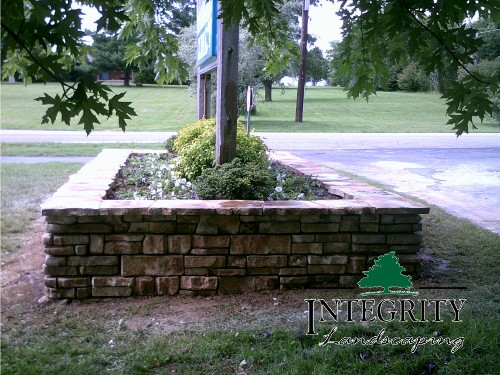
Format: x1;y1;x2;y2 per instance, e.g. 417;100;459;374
107;154;335;201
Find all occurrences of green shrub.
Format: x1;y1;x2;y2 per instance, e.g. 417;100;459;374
175;129;217;180
172;118;216;153
174;119;269;180
397;62;431;92
194;158;275;200
133;67;156;84
462;58;500;124
164;134;178;152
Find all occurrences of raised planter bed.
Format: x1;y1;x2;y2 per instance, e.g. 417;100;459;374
41;149;429;298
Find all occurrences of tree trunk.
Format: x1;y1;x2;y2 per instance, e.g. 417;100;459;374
124;69;131;87
264;80;273;101
215;20;239;165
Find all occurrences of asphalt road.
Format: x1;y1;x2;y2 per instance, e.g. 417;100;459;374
1;130;499;235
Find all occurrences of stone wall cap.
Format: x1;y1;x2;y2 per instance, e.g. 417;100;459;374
40;149;430;217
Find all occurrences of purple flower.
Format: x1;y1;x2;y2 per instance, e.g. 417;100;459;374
360;353;369;360
264;332;272;338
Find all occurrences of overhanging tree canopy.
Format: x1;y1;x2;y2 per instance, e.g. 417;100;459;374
2;0;499;135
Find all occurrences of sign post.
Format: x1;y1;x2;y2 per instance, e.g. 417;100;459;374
246;86;253;133
196;0;218;120
215;17;239;165
197;1;239;165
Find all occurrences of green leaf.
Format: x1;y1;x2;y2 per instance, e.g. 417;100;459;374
108;92;137;132
35;93;74;125
78;107;100;135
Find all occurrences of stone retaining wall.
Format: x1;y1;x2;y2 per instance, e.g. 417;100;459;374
41;149;429;298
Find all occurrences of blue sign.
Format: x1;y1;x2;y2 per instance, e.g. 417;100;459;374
196;0;218;67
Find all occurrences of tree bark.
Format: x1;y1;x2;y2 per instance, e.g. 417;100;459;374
124;69;131;87
263;80;273;101
215;20;239;165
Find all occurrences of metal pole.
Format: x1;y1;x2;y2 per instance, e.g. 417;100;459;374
295;0;309;123
246;86;252;133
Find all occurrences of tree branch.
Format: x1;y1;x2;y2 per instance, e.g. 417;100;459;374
400;0;491;85
1;21;75;98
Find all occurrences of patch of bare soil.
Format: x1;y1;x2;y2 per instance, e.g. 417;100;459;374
417;247;455;281
1;217;47;308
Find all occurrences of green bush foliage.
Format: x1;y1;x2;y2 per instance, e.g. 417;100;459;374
193;158;275;200
463;58;500;124
172;118;216;153
397;63;431;92
163;134;178;152
133;67;156;84
174;119;269;180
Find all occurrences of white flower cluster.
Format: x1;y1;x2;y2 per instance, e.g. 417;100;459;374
129;154;196;200
115;155;328;201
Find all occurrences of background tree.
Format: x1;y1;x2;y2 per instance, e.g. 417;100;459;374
305;46;329;85
334;0;500;135
326;41;348;87
468;17;500;124
90;32;135;86
475;17;500;61
397;62;431;92
122;0;190;87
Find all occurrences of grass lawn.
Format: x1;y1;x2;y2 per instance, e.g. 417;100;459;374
0;163;84;254
251;86;500;133
2;83;499;133
0;83;196;132
0;142;165;157
1;162;499;374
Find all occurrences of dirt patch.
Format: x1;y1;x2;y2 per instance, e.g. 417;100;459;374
1;217;46;308
418;247;453;280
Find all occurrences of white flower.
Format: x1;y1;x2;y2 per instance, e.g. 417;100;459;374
297;193;304;199
275;186;283;193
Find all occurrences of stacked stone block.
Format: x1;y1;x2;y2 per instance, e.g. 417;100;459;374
42;209;427;298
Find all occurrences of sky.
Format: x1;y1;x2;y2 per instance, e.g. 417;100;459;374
307;1;343;51
80;0;343;52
